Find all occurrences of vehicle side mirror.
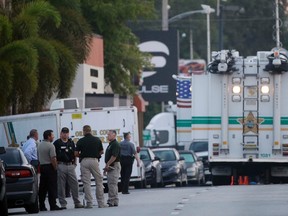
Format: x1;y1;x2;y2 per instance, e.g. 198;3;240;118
197;157;203;162
140;154;147;160
0;147;6;154
153;156;160;161
30;159;40;167
179;156;185;161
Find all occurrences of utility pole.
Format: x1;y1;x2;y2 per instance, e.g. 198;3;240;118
162;0;169;31
190;30;193;59
275;0;280;48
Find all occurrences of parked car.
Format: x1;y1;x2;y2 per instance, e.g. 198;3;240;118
152;148;187;187
178;150;205;185
0;147;8;216
139;147;163;187
189;140;210;180
0;147;39;214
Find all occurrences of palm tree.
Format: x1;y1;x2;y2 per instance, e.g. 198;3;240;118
30;0;93;111
0;0;92;114
0;0;62;114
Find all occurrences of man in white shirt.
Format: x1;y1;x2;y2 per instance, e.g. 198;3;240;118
22;129;39;163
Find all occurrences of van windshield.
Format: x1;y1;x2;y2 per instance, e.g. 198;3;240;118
189;142;208;152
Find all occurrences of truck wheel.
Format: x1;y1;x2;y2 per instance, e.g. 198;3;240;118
212;175;221;186
0;193;8;216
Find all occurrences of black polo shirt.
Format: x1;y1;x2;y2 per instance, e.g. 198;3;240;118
76;133;103;161
53;138;76;163
105;139;121;164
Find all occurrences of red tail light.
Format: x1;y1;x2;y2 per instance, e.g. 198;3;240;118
5;169;32;178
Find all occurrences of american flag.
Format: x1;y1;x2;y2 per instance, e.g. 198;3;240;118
177;80;191;108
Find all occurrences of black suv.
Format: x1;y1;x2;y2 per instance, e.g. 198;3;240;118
0;147;8;216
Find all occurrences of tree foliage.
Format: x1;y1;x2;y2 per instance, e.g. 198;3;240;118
81;0;155;95
0;0;92;114
166;0;288;59
131;0;288;60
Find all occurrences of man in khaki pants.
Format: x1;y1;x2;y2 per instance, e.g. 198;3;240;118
75;125;106;208
104;130;121;207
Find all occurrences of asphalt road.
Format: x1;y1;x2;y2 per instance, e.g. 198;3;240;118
8;184;288;216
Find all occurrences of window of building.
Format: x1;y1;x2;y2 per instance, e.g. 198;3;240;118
90;69;98;77
91;82;98;89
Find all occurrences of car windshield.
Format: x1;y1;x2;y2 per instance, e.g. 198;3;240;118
189;142;208;152
180;153;195;163
0;149;22;165
153;150;176;161
140;150;151;161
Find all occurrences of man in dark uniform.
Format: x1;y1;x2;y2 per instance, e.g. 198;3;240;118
75;125;106;208
104;130;121;207
38;130;62;211
120;132;141;194
53;127;83;209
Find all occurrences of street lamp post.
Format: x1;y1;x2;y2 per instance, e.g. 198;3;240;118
189;29;193;59
162;0;169;31
168;5;215;64
201;4;215;64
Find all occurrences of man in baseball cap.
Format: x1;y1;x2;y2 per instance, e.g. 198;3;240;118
53;127;83;209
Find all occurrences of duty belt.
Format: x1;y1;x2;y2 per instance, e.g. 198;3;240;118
58;161;73;165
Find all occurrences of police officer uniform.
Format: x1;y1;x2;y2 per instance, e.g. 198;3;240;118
53;127;83;209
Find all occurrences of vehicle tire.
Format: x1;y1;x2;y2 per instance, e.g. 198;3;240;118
151;171;158;188
212;175;221;186
212;175;230;186
134;178;147;189
142;178;147;188
151;180;158;188
175;174;182;187
0;193;8;216
197;176;201;186
157;176;164;188
25;195;39;214
182;178;187;186
201;175;206;186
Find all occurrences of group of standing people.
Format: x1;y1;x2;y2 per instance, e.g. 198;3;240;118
22;125;140;211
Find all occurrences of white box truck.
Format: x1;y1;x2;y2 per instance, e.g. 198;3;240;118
0;99;146;188
192;49;288;185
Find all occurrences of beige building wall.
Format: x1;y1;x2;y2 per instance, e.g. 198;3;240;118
47;34;105;109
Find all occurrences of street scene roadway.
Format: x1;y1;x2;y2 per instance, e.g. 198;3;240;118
8;184;288;216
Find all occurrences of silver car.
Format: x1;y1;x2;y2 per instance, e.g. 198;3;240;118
179;150;205;185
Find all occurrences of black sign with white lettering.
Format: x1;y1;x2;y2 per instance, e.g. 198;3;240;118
136;30;178;102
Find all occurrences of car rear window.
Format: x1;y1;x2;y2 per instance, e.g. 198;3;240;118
153;150;176;161
0;149;21;165
189;142;208;152
180;153;195;163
